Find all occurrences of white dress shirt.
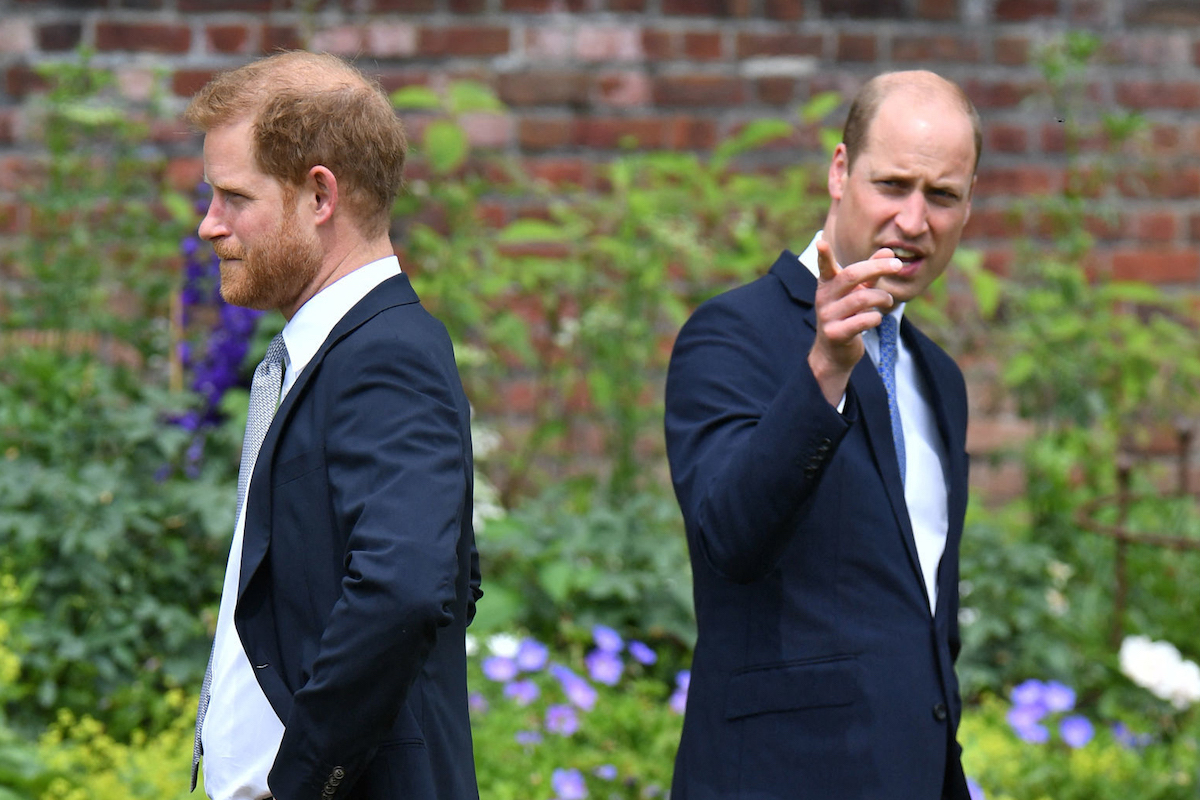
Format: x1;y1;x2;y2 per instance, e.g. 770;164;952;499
799;234;949;614
202;256;403;800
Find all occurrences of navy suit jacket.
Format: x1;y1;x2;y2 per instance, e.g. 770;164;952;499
664;250;970;800
235;274;480;800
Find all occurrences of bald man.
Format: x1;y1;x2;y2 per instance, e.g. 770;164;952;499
664;71;979;799
187;52;480;800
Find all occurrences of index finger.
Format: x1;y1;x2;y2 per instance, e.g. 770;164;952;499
815;239;840;282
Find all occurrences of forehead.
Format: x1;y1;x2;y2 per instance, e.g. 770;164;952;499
859;94;976;183
202;118;271;187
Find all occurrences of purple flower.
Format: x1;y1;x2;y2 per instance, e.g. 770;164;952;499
1042;681;1075;713
628;640;657;665
1006;703;1046;729
594;764;617;781
514;730;542;746
669;688;687;715
516;638;549;672
468;692;488;715
1059;715;1094;748
585;649;624;686
545;704;579;736
551;768;588;800
1010;679;1047;709
966;777;986;800
482;656;518;683
504;679;540;706
550;664;598;710
675;670;691;692
1014;721;1049;743
592;624;623;654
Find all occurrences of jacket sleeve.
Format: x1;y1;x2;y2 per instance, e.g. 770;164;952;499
664;294;856;584
268;330;470;800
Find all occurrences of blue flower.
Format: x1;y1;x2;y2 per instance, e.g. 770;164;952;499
504;679;540;706
592;624;623;654
545;704;579;736
585;649;623;686
551;767;588;800
1112;721;1153;749
593;764;618;781
550;663;598;710
628;640;657;665
482;656;518;683
1010;678;1047;709
468;692;488;715
1042;681;1076;713
516;638;549;672
514;730;542;746
966;777;986;800
1059;715;1094;748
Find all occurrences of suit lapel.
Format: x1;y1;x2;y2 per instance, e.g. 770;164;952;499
237;273;421;602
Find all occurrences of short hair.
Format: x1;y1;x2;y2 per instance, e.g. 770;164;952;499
841;71;982;175
184;51;406;239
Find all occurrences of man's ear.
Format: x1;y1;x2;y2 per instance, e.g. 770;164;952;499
828;143;849;202
307;165;338;227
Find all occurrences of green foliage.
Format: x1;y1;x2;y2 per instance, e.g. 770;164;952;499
961;695;1199;800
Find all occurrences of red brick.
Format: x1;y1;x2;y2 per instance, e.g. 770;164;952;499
1069;0;1105;22
6;64;47;99
576;26;643;61
376;70;431;93
985;122;1028;153
372;0;437;9
38;22;82;51
994;0;1059;21
1121;166;1200;199
1190;213;1200;241
525;157;590;187
450;0;488;10
608;0;648;9
518;116;573;150
963;78;1038;109
962;207;1017;239
837;33;877;62
1150;123;1183;153
497;71;590;107
573;117;666;149
666;116;719;150
418;26;510;57
596;71;652;107
917;0;959;19
820;0;903;16
683;32;723;60
654;75;744;107
206;25;251;54
756;77;797;105
0;109;14;146
172;70;217;98
96;22;191;53
737;32;822;58
994;36;1031;66
975;166;1059;195
165;157;205;193
475;201;509;229
1111;248;1200;283
263;26;304;52
662;0;752;16
180;0;269;9
502;0;586;8
641;29;675;60
893;35;982;63
1116;80;1200;110
1125;0;1200;24
765;0;805;19
1133;211;1178;241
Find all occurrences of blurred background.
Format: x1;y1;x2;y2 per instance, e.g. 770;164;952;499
1;1;1199;798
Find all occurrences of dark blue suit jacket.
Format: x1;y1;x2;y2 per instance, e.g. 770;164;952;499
236;274;480;800
664;250;970;800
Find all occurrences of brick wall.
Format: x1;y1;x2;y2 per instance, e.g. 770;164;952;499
2;0;1199;500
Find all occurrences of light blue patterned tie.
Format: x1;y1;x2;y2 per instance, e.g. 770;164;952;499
192;333;287;790
877;314;905;483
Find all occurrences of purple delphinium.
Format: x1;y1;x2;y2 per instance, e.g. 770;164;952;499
1059;715;1094;748
482;656;519;683
504;679;540;706
1041;681;1076;713
592;624;623;654
1112;721;1153;750
514;730;542;747
628;640;657;665
1010;679;1047;709
545;704;580;736
516;638;549;672
550;663;598;711
593;765;618;781
585;649;623;686
966;777;986;800
669;670;690;715
551;768;588;800
468;692;488;715
1006;703;1048;743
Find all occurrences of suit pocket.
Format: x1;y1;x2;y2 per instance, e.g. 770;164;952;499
724;655;858;720
275;447;325;486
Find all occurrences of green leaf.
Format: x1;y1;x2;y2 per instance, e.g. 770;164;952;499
711;119;793;172
819;127;842;155
390;85;442;110
497;219;572;243
422;119;469;175
447;81;504;114
800;91;842;124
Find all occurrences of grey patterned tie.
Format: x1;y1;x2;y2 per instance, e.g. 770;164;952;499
876;314;905;484
192;333;288;790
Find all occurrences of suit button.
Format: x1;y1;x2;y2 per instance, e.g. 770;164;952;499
932;702;948;721
332;768;345;779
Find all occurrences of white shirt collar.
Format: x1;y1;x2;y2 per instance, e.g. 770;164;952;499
280;255;402;395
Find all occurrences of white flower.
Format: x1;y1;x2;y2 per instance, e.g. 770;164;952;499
958;607;979;627
1046;559;1074;587
464;634;479;657
472;424;503;461
553;317;580;349
1120;635;1200;710
486;633;521;659
1045;588;1069;617
472;472;505;533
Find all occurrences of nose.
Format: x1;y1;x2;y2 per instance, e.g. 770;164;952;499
197;197;226;242
894;192;929;238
